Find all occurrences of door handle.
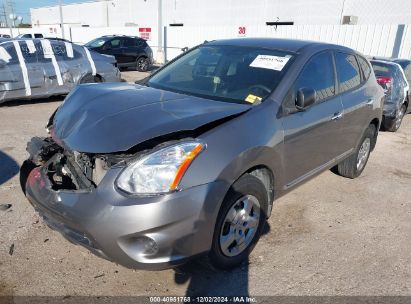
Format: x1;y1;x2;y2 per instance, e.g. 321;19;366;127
331;112;343;121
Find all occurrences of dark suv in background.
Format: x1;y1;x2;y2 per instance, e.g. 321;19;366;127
85;35;153;72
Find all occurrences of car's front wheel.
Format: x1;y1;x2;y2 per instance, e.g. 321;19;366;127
209;174;268;270
335;124;376;179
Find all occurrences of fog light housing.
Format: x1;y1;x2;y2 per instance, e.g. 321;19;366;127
119;236;159;259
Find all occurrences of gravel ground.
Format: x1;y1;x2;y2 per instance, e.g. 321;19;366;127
0;70;410;298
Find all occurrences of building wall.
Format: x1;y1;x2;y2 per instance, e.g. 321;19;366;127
30;0;411;29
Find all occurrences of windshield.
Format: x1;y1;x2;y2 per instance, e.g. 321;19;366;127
148;45;294;104
86;37;109;48
16;34;30;38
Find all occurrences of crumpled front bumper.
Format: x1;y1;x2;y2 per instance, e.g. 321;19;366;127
25;163;228;270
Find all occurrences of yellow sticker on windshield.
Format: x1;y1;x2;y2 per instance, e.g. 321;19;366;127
245;94;262;104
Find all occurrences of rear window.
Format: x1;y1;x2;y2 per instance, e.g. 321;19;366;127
335;52;361;93
371;62;393;77
357;56;371;81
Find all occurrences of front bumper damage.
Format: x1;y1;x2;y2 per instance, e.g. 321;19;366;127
23;137;227;270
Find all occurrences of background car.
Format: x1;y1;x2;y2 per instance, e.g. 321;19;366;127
15;33;44;39
370;59;409;132
0;34;11;38
391;58;411;111
0;39;121;104
85;35;153;72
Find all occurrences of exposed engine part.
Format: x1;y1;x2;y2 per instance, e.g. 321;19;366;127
26;137;63;166
27;137;110;191
93;157;108;186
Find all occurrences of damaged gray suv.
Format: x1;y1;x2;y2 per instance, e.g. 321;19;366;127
21;38;384;270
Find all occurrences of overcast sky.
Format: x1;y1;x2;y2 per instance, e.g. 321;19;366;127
13;0;83;23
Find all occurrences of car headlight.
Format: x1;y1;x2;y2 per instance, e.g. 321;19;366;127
116;141;205;194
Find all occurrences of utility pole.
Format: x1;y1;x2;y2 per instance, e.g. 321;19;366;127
59;0;65;39
6;0;15;26
157;0;164;64
1;2;12;36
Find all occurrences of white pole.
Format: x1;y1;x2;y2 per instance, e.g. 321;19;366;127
59;0;65;39
156;0;164;64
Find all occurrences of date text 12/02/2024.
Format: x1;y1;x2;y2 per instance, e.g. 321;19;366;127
149;296;257;303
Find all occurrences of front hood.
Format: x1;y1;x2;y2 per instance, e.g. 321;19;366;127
52;83;250;153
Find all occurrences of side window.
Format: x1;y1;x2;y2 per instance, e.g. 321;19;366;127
3;43;18;65
20;42;37;64
109;38;121;49
292;51;336;104
123;38;135;47
357;55;371;82
135;39;145;47
51;42;67;61
335;52;361;93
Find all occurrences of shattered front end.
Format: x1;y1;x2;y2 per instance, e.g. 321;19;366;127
21;135;224;270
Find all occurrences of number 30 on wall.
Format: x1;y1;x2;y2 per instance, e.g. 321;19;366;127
238;26;246;36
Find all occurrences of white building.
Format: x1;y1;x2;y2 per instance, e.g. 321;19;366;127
31;0;411;31
27;0;411;62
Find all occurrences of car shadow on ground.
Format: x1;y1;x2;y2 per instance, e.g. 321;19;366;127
0;95;64;107
174;223;271;297
0;150;19;186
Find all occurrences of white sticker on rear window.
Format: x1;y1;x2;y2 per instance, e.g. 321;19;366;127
249;55;291;71
26;40;36;53
65;42;74;58
0;46;11;62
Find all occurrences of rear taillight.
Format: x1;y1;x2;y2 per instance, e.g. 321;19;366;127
376;76;392;93
376;76;392;84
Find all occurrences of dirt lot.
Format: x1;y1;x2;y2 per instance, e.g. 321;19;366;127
0;70;410;298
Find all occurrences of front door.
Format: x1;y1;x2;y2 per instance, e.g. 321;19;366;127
281;51;346;188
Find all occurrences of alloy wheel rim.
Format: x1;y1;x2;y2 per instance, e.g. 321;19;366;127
357;137;371;171
138;59;148;70
219;194;260;257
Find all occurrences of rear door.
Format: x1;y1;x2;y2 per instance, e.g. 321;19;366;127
0;41;44;99
101;38;124;64
337;53;374;150
121;37;138;64
20;40;44;96
281;51;345;188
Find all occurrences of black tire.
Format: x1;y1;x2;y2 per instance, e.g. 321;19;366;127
136;57;150;72
383;104;406;132
336;124;376;179
80;74;102;84
209;174;268;270
20;160;38;195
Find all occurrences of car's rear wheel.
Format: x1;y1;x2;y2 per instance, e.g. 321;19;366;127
80;74;102;84
384;104;406;132
335;124;376;179
209;174;267;270
136;57;150;72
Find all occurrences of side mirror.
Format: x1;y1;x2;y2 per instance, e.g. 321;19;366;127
296;87;316;111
